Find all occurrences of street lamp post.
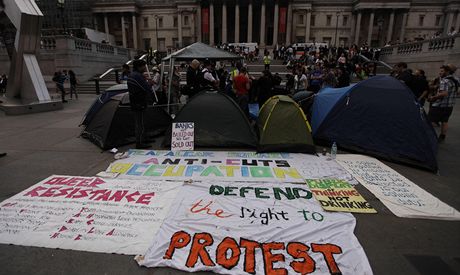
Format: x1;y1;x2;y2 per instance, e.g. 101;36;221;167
334;11;340;47
57;0;65;34
154;15;159;50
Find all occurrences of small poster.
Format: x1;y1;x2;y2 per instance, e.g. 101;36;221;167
171;122;194;151
306;179;377;213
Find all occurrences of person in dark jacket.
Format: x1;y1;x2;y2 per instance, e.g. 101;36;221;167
127;59;154;149
186;59;201;98
68;70;78;99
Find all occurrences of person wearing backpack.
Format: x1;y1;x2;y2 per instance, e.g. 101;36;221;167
428;65;457;142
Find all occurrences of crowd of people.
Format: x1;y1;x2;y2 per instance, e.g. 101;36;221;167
52;70;78;103
122;42;458;149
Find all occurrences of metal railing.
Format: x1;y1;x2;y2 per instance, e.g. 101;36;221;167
93;54;149;94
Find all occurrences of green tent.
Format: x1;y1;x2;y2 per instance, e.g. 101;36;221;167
258;95;316;154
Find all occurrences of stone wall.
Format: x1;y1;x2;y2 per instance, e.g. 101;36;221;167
0;36;137;88
380;34;460;79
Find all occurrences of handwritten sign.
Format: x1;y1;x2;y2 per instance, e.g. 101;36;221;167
106;150;355;183
307;179;377;213
171;122;194;151
136;181;373;274
0;175;182;255
336;154;460;220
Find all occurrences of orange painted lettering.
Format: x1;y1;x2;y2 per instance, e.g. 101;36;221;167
311;243;342;275
216;237;241;270
185;233;215;268
287;242;316;274
262;242;287;275
164;231;191;260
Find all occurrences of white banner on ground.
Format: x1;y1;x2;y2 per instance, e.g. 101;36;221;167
106;150;356;184
137;181;373;275
0;175;182;255
336;154;460;220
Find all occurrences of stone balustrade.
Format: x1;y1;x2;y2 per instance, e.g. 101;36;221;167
379;34;460;78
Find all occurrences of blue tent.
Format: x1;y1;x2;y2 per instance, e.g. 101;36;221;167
312;76;438;171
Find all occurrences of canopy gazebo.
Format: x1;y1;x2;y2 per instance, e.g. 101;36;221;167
160;42;243;113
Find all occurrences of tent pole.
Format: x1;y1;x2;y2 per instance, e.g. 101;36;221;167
167;57;174;114
159;61;165;93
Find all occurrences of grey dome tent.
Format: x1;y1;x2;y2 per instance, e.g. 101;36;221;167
258;95;316;154
163;90;258;148
81;92;172;149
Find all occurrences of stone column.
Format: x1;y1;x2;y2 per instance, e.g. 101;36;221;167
367;11;374;45
178;11;183;47
94;16;99;32
273;0;279;46
354;11;362;45
132;13;138;49
197;7;202;42
386;10;395;43
235;2;240;43
455;12;460;32
210;1;215;45
260;1;266;46
350;13;356;45
222;1;227;43
121;15;127;48
305;11;311;42
400;12;407;42
247;0;253;42
104;14;109;41
445;11;455;34
285;2;293;45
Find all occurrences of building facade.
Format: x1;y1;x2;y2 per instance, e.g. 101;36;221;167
39;0;460;50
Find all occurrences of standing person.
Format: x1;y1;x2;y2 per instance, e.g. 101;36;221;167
68;70;78;100
412;69;429;105
119;64;131;83
127;60;154;149
201;60;218;90
309;63;324;93
53;71;67;103
151;66;161;101
0;74;7;95
263;51;271;71
185;59;201;98
428;65;457;142
233;67;251;117
294;68;308;93
257;70;273;107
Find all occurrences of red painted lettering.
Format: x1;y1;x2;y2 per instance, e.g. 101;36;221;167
24;186;47;197
164;231;191;260
186;233;215;268
311;243;342;275
287;242;316;274
190;199;233;218
262;242;287;275
216;237;241;270
240;238;260;274
136;192;155;205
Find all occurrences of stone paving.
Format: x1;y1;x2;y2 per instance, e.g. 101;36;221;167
0;94;459;275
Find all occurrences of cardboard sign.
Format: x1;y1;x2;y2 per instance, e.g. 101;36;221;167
0;175;182;255
307;179;377;213
171;122;194;151
137;181;373;274
337;154;460;220
107;150;356;184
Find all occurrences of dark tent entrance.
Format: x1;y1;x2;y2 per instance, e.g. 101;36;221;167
163;90;258;148
81;92;172;149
